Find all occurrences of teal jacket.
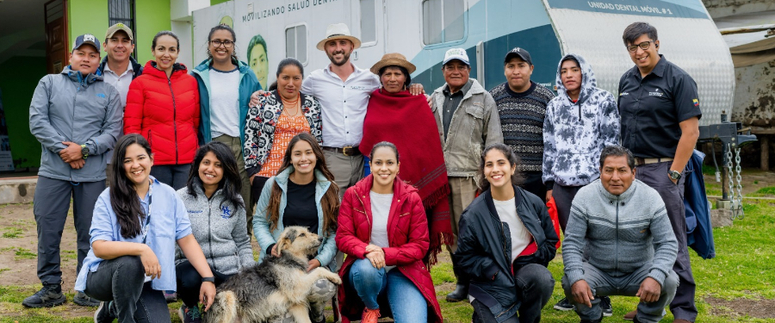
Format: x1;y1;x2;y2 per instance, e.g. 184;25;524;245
253;167;338;267
191;58;261;145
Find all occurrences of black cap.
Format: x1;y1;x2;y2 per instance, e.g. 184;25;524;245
504;47;532;65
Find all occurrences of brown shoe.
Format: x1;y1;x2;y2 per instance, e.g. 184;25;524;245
623;310;637;321
673;320;693;323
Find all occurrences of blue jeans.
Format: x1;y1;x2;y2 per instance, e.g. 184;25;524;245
348;259;427;323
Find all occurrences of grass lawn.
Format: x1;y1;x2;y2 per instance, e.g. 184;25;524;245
2;192;775;322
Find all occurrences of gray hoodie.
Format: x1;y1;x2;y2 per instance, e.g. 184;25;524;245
29;66;122;182
175;186;255;275
542;54;620;188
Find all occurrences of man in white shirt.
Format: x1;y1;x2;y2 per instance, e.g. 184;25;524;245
97;23;143;184
253;23;423;195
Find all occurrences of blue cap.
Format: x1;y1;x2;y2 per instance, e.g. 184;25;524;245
72;34;101;52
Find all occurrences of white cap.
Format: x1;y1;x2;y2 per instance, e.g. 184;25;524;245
442;48;470;66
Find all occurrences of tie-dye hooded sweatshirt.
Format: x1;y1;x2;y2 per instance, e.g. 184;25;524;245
542;54;620;188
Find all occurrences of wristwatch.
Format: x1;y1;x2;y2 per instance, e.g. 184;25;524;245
80;144;89;159
201;276;215;283
668;170;681;181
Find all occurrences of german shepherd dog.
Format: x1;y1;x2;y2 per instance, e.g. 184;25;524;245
204;226;342;323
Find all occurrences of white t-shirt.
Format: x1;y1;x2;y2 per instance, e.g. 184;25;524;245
369;191;396;272
493;197;531;263
301;63;380;147
209;67;241;139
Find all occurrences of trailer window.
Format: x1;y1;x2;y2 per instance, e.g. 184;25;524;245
422;0;465;45
360;0;377;44
285;25;308;64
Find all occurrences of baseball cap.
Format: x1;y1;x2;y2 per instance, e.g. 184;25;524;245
73;34;101;52
105;23;134;41
443;48;470;66
504;47;532;65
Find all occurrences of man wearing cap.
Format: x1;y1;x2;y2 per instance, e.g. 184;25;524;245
618;22;701;323
430;48;503;302
25;34;122;308
489;48;555;200
97;23;143;185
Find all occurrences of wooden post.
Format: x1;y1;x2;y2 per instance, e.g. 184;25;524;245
761;135;770;171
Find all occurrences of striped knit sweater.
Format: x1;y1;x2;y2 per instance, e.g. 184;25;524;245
490;82;555;172
562;179;678;287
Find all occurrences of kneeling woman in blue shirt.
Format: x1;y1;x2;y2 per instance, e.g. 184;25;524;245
253;132;339;323
75;134;216;322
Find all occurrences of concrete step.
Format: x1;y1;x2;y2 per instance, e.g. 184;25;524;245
0;176;36;204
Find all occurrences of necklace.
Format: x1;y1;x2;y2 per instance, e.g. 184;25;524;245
282;94;301;117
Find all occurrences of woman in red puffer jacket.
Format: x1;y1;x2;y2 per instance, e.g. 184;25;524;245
125;31;200;189
336;142;443;323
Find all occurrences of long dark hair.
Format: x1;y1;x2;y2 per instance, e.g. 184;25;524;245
478;143;524;192
110;134;151;239
276;58;304;77
186;141;244;213
266;133;339;235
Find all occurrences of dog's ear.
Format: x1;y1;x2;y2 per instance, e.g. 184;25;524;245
275;227;299;255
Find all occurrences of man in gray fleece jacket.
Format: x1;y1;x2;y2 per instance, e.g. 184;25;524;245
562;145;679;323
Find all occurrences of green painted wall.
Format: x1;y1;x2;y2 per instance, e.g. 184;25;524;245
67;0;169;64
0;56;47;169
67;0;109;51
211;0;231;5
135;0;171;64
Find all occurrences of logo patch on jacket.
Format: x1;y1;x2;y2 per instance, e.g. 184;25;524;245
96;93;106;98
693;98;699;107
220;205;232;219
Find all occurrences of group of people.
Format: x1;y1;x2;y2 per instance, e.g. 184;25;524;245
25;17;700;323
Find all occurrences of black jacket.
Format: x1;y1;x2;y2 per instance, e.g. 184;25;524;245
454;186;558;322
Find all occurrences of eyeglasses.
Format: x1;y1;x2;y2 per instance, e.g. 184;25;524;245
210;40;234;48
627;40;654;52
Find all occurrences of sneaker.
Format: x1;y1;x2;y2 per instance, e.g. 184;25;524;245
553;297;574;311
22;282;66;308
74;291;100;307
94;301;116;323
599;296;613;317
361;308;380;323
179;304;202;323
164;291;177;303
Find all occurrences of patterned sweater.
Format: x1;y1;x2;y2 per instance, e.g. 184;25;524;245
563;179;678;287
490;81;555;172
542;54;620;188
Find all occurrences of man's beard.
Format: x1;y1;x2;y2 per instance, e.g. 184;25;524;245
328;51;350;66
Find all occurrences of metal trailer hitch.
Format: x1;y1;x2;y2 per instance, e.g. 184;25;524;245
698;111;757;219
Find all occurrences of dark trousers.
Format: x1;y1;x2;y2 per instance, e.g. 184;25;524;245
636;161;697;321
85;256;170;323
150;164;191;190
520;171;546;202
175;260;232;308
249;175;270;212
471;264;554;323
553;184;583;233
34;176;104;284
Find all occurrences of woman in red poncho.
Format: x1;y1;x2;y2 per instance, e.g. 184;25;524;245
359;53;453;267
125;31;200;190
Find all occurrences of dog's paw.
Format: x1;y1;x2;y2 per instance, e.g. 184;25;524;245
326;273;342;285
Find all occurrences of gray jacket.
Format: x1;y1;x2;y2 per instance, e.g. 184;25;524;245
563;179;678;287
431;79;503;177
175;186;255;275
29;66;122;182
